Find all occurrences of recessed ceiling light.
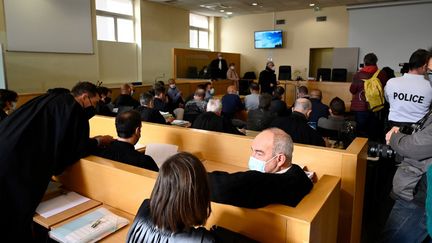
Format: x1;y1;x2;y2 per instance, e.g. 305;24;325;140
309;3;315;7
226;12;233;15
220;9;225;12
252;3;258;6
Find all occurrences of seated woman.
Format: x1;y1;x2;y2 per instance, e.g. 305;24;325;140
127;152;255;243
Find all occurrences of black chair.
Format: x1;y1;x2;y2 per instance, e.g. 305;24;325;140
278;65;292;80
331;68;348;82
243;71;256;80
186;66;198;79
239;79;253;95
317;68;331;81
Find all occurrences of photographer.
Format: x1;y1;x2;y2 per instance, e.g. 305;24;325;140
380;106;432;242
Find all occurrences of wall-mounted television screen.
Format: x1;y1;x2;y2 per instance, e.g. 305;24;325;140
254;30;283;49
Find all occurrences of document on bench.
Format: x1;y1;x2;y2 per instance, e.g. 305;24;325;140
36;192;90;218
145;143;178;167
49;207;129;243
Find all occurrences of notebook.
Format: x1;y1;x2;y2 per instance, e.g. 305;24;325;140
49;207;129;243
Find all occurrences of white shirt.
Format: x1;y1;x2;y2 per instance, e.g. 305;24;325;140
384;73;432;123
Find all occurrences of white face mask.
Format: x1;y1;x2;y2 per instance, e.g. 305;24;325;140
169;84;176;89
427;71;432;81
248;154;277;173
230;66;235;70
11;102;17;111
209;88;215;95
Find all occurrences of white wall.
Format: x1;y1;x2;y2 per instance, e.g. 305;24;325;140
348;2;432;72
220;6;349;79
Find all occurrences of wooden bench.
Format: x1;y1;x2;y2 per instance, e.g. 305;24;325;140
56;156;340;243
89;115;367;243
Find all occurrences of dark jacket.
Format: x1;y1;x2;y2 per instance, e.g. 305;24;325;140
209;58;228;79
269;98;289;117
114;94;140;109
153;97;170;113
96;100;115;117
0;109;7;122
271;111;325;146
221;94;244;119
135;106;166;125
127;199;215;243
0;93;97;241
247;109;277;131
208;164;313;208
258;68;277;94
350;67;388;112
96;140;159;172
309;98;329;124
192;112;244;135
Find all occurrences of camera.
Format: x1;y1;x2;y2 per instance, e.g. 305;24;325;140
368;143;396;159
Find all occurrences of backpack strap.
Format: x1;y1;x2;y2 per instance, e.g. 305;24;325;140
372;69;381;79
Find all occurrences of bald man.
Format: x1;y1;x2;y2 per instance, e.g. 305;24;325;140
208;128;313;208
113;83;140;108
221;85;244;119
271;98;325;146
308;89;329;125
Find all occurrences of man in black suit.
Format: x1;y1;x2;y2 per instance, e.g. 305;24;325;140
96;110;159;172
308;89;329;127
135;92;170;125
271;98;325;147
270;86;289;117
113;83;140;109
208;128;313;208
209;53;228;79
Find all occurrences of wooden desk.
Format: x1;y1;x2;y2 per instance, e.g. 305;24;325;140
33;198;101;229
50;204;134;243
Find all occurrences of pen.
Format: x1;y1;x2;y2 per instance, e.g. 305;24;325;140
91;219;102;228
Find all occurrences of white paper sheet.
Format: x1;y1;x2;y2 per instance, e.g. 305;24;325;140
36;192;90;218
134;143;146;151
145;143;178;167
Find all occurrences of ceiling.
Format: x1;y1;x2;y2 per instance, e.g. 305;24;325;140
146;0;419;17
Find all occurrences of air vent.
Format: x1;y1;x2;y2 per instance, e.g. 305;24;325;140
276;19;285;25
316;16;327;22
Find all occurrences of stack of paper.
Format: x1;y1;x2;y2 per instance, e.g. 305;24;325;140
49;207;129;243
36;192;90;218
145;143;178;167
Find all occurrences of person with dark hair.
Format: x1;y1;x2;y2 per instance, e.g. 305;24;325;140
227;63;240;91
135;92;168;125
96;86;114;116
208;128;313;209
269;86;289;117
184;89;208;123
382;67;396;80
199;65;210;79
96;110;159;172
244;82;260;111
258;61;277;94
113;83;140;109
153;85;170;113
271;98;325;146
297;86;309;99
385;49;432;126
318;97;350;131
167;78;184;110
247;93;277;131
192;99;244;135
221;85;244;120
204;82;215;102
127;152;256;242
0;81;114;241
0;89;18;122
209;53;228;79
350;52;388;140
308;89;330;127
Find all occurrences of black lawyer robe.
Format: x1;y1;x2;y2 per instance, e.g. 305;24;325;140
0;93;97;241
208;164;313;209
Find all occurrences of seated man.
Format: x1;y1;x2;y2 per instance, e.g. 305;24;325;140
208;128;313;208
113;83;140;109
308;89;329;127
244;82;260;111
270;86;289;117
221;85;244;119
184;89;207;123
192;99;244;135
96;110;159;172
247;93;277;131
96;86;115;116
166;78;184;110
153;86;170;113
271;98;325;147
136;92;172;125
318;97;350;132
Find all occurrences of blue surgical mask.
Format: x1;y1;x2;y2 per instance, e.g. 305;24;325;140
248;154;277;173
427;72;432;81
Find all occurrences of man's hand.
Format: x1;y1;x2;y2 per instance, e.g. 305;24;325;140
385;126;400;145
94;135;114;147
166;117;175;123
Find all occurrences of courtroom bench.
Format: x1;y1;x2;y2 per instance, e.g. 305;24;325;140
56;156;341;243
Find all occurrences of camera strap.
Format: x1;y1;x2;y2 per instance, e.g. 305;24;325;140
416;107;432;130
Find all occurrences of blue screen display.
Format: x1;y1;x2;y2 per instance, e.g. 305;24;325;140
254;30;283;49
